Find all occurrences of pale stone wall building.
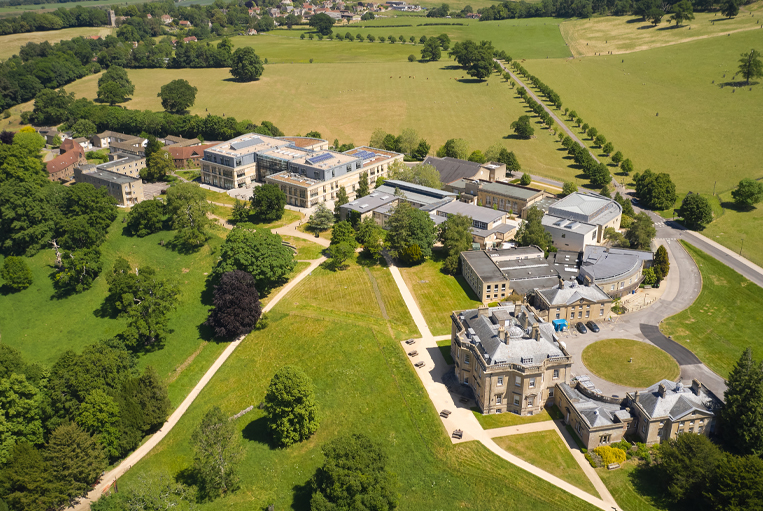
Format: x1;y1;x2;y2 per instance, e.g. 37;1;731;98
541;192;622;252
531;279;613;323
74;165;144;206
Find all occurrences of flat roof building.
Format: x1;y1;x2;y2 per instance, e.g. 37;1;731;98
446;179;554;218
543;192;622;252
74;165;144;206
580;246;654;298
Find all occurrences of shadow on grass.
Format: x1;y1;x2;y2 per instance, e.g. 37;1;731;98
719;80;759;88
720;200;753;212
242;415;280;449
626;17;645;23
628;464;673;509
457;78;484;84
291;479;313;511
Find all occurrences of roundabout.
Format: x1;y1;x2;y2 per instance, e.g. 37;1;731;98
580;338;680;389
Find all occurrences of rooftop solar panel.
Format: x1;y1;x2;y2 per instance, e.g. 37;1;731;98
230;137;263;151
306;153;333;165
354;150;377;160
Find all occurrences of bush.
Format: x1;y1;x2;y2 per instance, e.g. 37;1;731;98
400;244;423;265
408;54;416;62
585;451;601;468
1;256;33;291
593;445;626;466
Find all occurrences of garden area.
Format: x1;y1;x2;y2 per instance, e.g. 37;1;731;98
580;339;680;388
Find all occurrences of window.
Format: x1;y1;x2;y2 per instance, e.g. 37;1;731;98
496;395;502;405
556;307;560;312
496;409;503;413
689;427;694;433
586;304;590;309
548;388;554;398
515;376;521;387
529;378;536;388
464;376;469;384
611;284;615;291
464;354;470;365
487;284;491;290
658;428;663;436
577;422;581;434
528;396;534;406
586;311;590;318
641;423;646;433
553;369;559;379
620;282;625;289
497;377;504;386
698;426;704;433
578;311;583;318
513;394;520;405
555;313;560;319
600;308;604;316
678;429;684;434
690;420;695;425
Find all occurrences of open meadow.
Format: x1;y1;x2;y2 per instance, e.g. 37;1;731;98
117;255;600;511
0;25;114;60
561;2;763;56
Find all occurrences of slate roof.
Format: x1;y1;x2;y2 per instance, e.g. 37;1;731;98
637;379;717;421
581;246;653;282
548;192;622;225
536;280;611;306
558;383;630;429
458;306;564;366
424;156;482;184
435;200;505;224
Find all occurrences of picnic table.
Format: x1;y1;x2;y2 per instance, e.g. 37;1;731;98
452;429;463;439
405;339;416;345
408;350;419;357
440;409;452;418
414;361;425;368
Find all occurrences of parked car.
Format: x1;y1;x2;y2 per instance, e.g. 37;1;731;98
575;322;588;334
586;321;600;333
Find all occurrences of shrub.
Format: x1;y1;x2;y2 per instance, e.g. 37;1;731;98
593;445;626;466
400;244;423;265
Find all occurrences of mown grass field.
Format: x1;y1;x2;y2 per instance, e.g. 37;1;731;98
581;339;679;388
118;254;600;511
561;2;763;57
0;210;228;407
661;242;763;378
399;253;482;336
494;430;599;497
280;235;326;260
56;61;575;181
0;25;114;59
472;405;559;429
597;462;666;511
701;190;763;267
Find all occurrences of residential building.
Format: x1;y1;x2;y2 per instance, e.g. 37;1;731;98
98;153;147;178
446;179;554;218
451;304;572;416
541;192;622;252
74;165;144;206
429;200;518;249
340;179;456;223
165;143;216;169
183;36;198;43
179;20;192;27
555;382;635;450
531;278;613;323
91;131;147;152
161;14;173;23
579;246;654;298
37;127;66;146
46;146;86;182
162;135;201;147
627;379;719;446
424;156;505;184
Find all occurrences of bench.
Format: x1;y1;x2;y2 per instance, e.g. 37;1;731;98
408;350;418;357
405;339;416;345
607;463;621;470
440;409;452;418
452;429;463;439
414;361;425;368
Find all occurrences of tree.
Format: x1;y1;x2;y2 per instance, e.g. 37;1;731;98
634;169;677;210
229;47;264;82
604;226;630;247
398;128;419;156
191;406;242;498
310;433;397;511
265;365;320;447
621;158;634;175
647;7;665;25
231;199;249;224
0;373;43;460
408;54;416;62
706;454;763;511
0;442;60;511
732;178;763;209
91;473;195;511
562;182;578;196
499;149;521;175
594;134;606;148
46;422;107;506
76;389;121;459
362;11;375;20
205;270;262;339
721;0;739;17
143;135;163;159
1;256;32;291
679;193;713;230
420;37;441;61
438;213;472;274
158;79;198;114
357;172;370;198
589;163;611;187
212;226;295;291
510;115;534;139
97;66;134;104
330;220;358;248
334;187;349;216
125;199;164;237
355;217;384;260
625;212;656;249
436;138;469;160
310;13;335;35
165;183;212;248
653;244;670;280
388;161;442;189
141;149;174;182
670;0;694;25
602;142;614;155
720;347;763;456
515;206;553;252
412;139;430;160
657;433;723;506
70;119;97;139
611;151;624;166
520;173;532;186
308;203;334;232
250;183;286;222
587;127;598;140
468;150;486;163
385;201;437;261
738;49;763;85
328;242;354;269
54;248;103;295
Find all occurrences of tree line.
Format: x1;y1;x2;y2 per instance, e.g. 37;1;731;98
0;5;107;36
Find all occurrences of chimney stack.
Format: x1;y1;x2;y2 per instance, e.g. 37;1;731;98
634;390;640;403
558;276;565;289
691;379;701;395
658;383;667;398
478;304;489;317
531;323;540;341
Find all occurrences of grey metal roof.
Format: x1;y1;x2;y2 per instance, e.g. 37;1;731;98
548;192;622;225
459;306;563;366
536;280;611;307
547;251;581;280
341;192;399;214
423;156;482;184
376;180;456;199
461;251;506;282
98;153;144;170
478;180;544;201
581;246;653;282
636;380;717;421
79;167;140;185
435;200;506;224
558;383;630;429
542;214;598;235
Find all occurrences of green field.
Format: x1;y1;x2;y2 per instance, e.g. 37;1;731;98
701;190;763;267
472;405;560;429
117;255;599;511
399;253;482;335
662;242;763;378
280;235;326;260
597;462;666;511
581;339;679;388
0;26;114;60
494;430;599;497
0;210;228;407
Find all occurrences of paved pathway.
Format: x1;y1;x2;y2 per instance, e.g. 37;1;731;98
388;266;618;510
75;257;326;509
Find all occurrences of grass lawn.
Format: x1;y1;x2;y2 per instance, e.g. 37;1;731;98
654;192;724;221
399;253;482;336
0;211;229;408
597;462;667;511
699;189;763;268
117;254;599;511
280;235;326;260
472;405;562;429
661;242;763;378
259;261;311;307
298;223;332;241
175;170;200;182
560;2;763;57
0;26;114;59
581;339;679;388
494;430;600;497
437;339;454;364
